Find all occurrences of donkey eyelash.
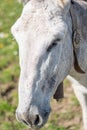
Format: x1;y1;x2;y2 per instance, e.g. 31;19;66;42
47;38;61;52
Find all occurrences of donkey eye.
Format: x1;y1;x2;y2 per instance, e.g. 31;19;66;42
47;39;61;52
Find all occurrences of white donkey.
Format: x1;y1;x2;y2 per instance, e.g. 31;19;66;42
11;0;87;129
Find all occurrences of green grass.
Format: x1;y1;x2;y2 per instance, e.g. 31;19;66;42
70;95;80;106
0;0;82;130
42;123;67;130
0;0;21;85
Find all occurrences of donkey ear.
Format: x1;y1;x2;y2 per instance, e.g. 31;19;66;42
53;82;64;101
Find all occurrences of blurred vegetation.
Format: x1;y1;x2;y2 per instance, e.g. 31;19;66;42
0;0;25;129
0;0;82;130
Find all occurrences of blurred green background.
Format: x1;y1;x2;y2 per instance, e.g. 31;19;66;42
0;0;82;130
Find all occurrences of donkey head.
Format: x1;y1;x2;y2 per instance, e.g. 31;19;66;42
11;0;73;128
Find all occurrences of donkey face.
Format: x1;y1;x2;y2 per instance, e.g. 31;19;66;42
11;0;73;128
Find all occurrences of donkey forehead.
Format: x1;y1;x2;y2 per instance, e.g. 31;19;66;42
12;0;68;44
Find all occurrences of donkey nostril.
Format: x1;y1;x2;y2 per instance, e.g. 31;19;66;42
34;115;40;126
